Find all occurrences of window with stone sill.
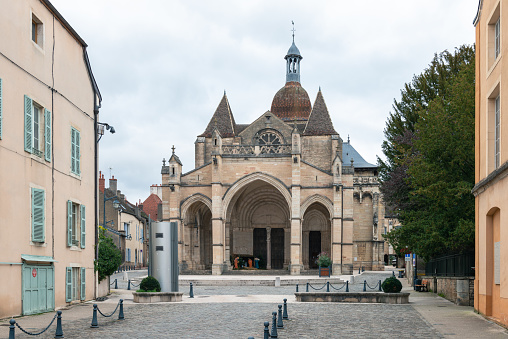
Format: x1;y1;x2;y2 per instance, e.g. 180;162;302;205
24;95;51;161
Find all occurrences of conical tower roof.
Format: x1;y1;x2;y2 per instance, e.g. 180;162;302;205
303;89;337;136
199;93;236;138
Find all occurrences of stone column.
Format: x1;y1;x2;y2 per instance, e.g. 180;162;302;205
211;153;225;275
266;226;271;270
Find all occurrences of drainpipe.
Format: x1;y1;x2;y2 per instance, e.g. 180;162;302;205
340;184;343;273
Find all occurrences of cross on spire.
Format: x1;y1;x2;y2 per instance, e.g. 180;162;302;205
171;145;175;154
291;21;296;42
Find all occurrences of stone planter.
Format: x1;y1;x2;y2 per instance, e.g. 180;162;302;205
295;292;410;304
133;291;183;303
319;266;331;277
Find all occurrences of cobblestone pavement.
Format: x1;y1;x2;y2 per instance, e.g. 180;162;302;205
5;302;441;338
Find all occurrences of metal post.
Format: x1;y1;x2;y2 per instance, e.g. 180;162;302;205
363;280;366;292
91;304;99;328
392;270;395;277
264;321;270;339
306;282;309;292
127;279;131;290
189;282;194;298
277;305;283;329
114;278;118;289
296;283;298;292
326;281;330;292
8;319;15;339
283;298;288;320
379;280;382;291
271;311;278;338
346;280;349;292
118;299;125;320
358;267;361;274
55;310;64;338
362;266;364;272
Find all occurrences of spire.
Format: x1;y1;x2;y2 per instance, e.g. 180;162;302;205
303;89;338;136
199;92;237;138
285;22;302;84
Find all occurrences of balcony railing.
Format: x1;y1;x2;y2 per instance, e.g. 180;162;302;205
221;144;292;156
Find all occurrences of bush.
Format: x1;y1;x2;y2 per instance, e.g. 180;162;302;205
316;252;331;267
140;276;161;292
95;227;122;282
381;276;403;293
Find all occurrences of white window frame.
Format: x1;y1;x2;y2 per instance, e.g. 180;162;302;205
495;95;501;168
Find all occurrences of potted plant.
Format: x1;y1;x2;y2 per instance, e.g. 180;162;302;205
316;252;332;277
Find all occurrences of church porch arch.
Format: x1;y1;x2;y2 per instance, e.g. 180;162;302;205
302;202;332;270
181;194;212;270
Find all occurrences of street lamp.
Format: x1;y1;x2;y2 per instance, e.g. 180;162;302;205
103;195;120;229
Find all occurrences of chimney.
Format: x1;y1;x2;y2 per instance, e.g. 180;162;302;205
99;172;105;193
109;175;117;193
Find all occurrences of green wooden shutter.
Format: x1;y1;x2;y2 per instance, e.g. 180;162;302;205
71;128;76;173
80;205;86;248
31;188;45;242
67;200;72;247
80;267;86;301
24;95;33;152
44;109;51;162
0;78;3;139
76;130;80;174
65;267;72;302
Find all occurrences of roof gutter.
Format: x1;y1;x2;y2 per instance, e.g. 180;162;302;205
473;0;483;27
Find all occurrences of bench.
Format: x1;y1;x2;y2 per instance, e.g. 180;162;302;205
415;279;429;292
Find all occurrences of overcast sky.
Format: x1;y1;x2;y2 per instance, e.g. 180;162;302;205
50;0;478;203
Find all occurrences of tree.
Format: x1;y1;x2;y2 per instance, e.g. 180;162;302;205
95;227;123;282
380;45;475;260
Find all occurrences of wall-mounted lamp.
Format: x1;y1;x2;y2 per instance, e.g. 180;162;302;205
97;122;116;142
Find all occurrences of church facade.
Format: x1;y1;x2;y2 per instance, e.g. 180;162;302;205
160;39;385;275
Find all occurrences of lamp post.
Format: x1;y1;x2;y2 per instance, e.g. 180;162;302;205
103;195;120;230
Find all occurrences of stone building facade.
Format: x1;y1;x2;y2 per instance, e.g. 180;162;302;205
160;39;385;275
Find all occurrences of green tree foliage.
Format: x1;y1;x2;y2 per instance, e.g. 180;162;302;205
95;227;123;282
380;45;475;260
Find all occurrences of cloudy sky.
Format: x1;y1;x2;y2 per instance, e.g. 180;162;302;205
50;0;478;203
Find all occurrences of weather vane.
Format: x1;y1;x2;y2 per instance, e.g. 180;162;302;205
291;21;296;42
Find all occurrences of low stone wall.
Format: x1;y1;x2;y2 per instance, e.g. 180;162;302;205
295;292;409;304
424;276;474;306
133;292;183;303
97;276;110;298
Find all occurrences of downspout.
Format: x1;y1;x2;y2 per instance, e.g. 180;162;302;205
340;184;343;272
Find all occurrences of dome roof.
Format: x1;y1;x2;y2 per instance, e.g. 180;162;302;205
270;82;312;121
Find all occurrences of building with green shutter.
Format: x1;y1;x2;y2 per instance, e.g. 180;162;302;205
0;0;100;317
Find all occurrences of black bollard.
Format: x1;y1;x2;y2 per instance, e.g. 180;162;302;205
346;280;349;292
271;311;278;338
358;266;361;274
118;299;125;320
379;280;382;291
326;281;330;292
363;280;367;292
392;270;395;276
114;278;118;289
127;279;131;290
306;282;309;292
277;305;284;329
264;321;270;339
296;283;299;292
362;266;365;272
55;310;64;338
91;304;99;328
189;282;194;298
9;319;15;339
283;298;289;320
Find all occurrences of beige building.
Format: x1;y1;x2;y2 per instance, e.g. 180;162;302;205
160;39;385;275
0;0;100;317
473;0;508;326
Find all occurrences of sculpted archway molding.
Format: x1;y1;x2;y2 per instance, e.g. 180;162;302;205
222;172;292;220
180;193;212;221
300;194;333;219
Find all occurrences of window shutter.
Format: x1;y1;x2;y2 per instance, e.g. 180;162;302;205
80;267;86;301
67;200;72;247
65;267;72;302
24;95;33;152
71;129;76;173
80;205;86;248
0;78;3;139
31;188;45;242
76;130;80;174
44;109;51;162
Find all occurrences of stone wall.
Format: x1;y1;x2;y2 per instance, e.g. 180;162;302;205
425;276;474;306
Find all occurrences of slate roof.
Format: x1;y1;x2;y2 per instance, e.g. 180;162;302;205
341;142;377;168
142;193;162;221
303;90;337;136
199;93;237;138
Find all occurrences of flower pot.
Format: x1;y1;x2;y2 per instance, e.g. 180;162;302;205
319;266;331;277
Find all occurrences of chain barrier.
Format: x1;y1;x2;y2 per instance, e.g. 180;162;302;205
97;301;120;317
14;313;57;336
364;280;381;291
307;282;327;290
110;278;117;285
329;282;347;291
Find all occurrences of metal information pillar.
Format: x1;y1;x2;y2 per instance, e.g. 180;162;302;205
151;221;179;292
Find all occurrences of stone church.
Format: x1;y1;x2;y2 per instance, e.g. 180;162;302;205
160;38;385;275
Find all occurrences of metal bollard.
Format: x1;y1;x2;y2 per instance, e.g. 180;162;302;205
271;311;278;338
189;282;194;298
118;299;125;320
306;282;309;292
358;267;361;274
283;298;289;320
346;280;349;292
277;305;283;329
115;278;118;289
55;310;64;338
264;321;270;339
363;280;367;292
326;281;330;292
392;270;395;276
127;279;131;290
9;319;15;339
362;266;365;272
296;283;298;292
91;304;99;328
379;280;382;291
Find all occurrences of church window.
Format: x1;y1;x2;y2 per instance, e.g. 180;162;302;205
257;131;282;145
